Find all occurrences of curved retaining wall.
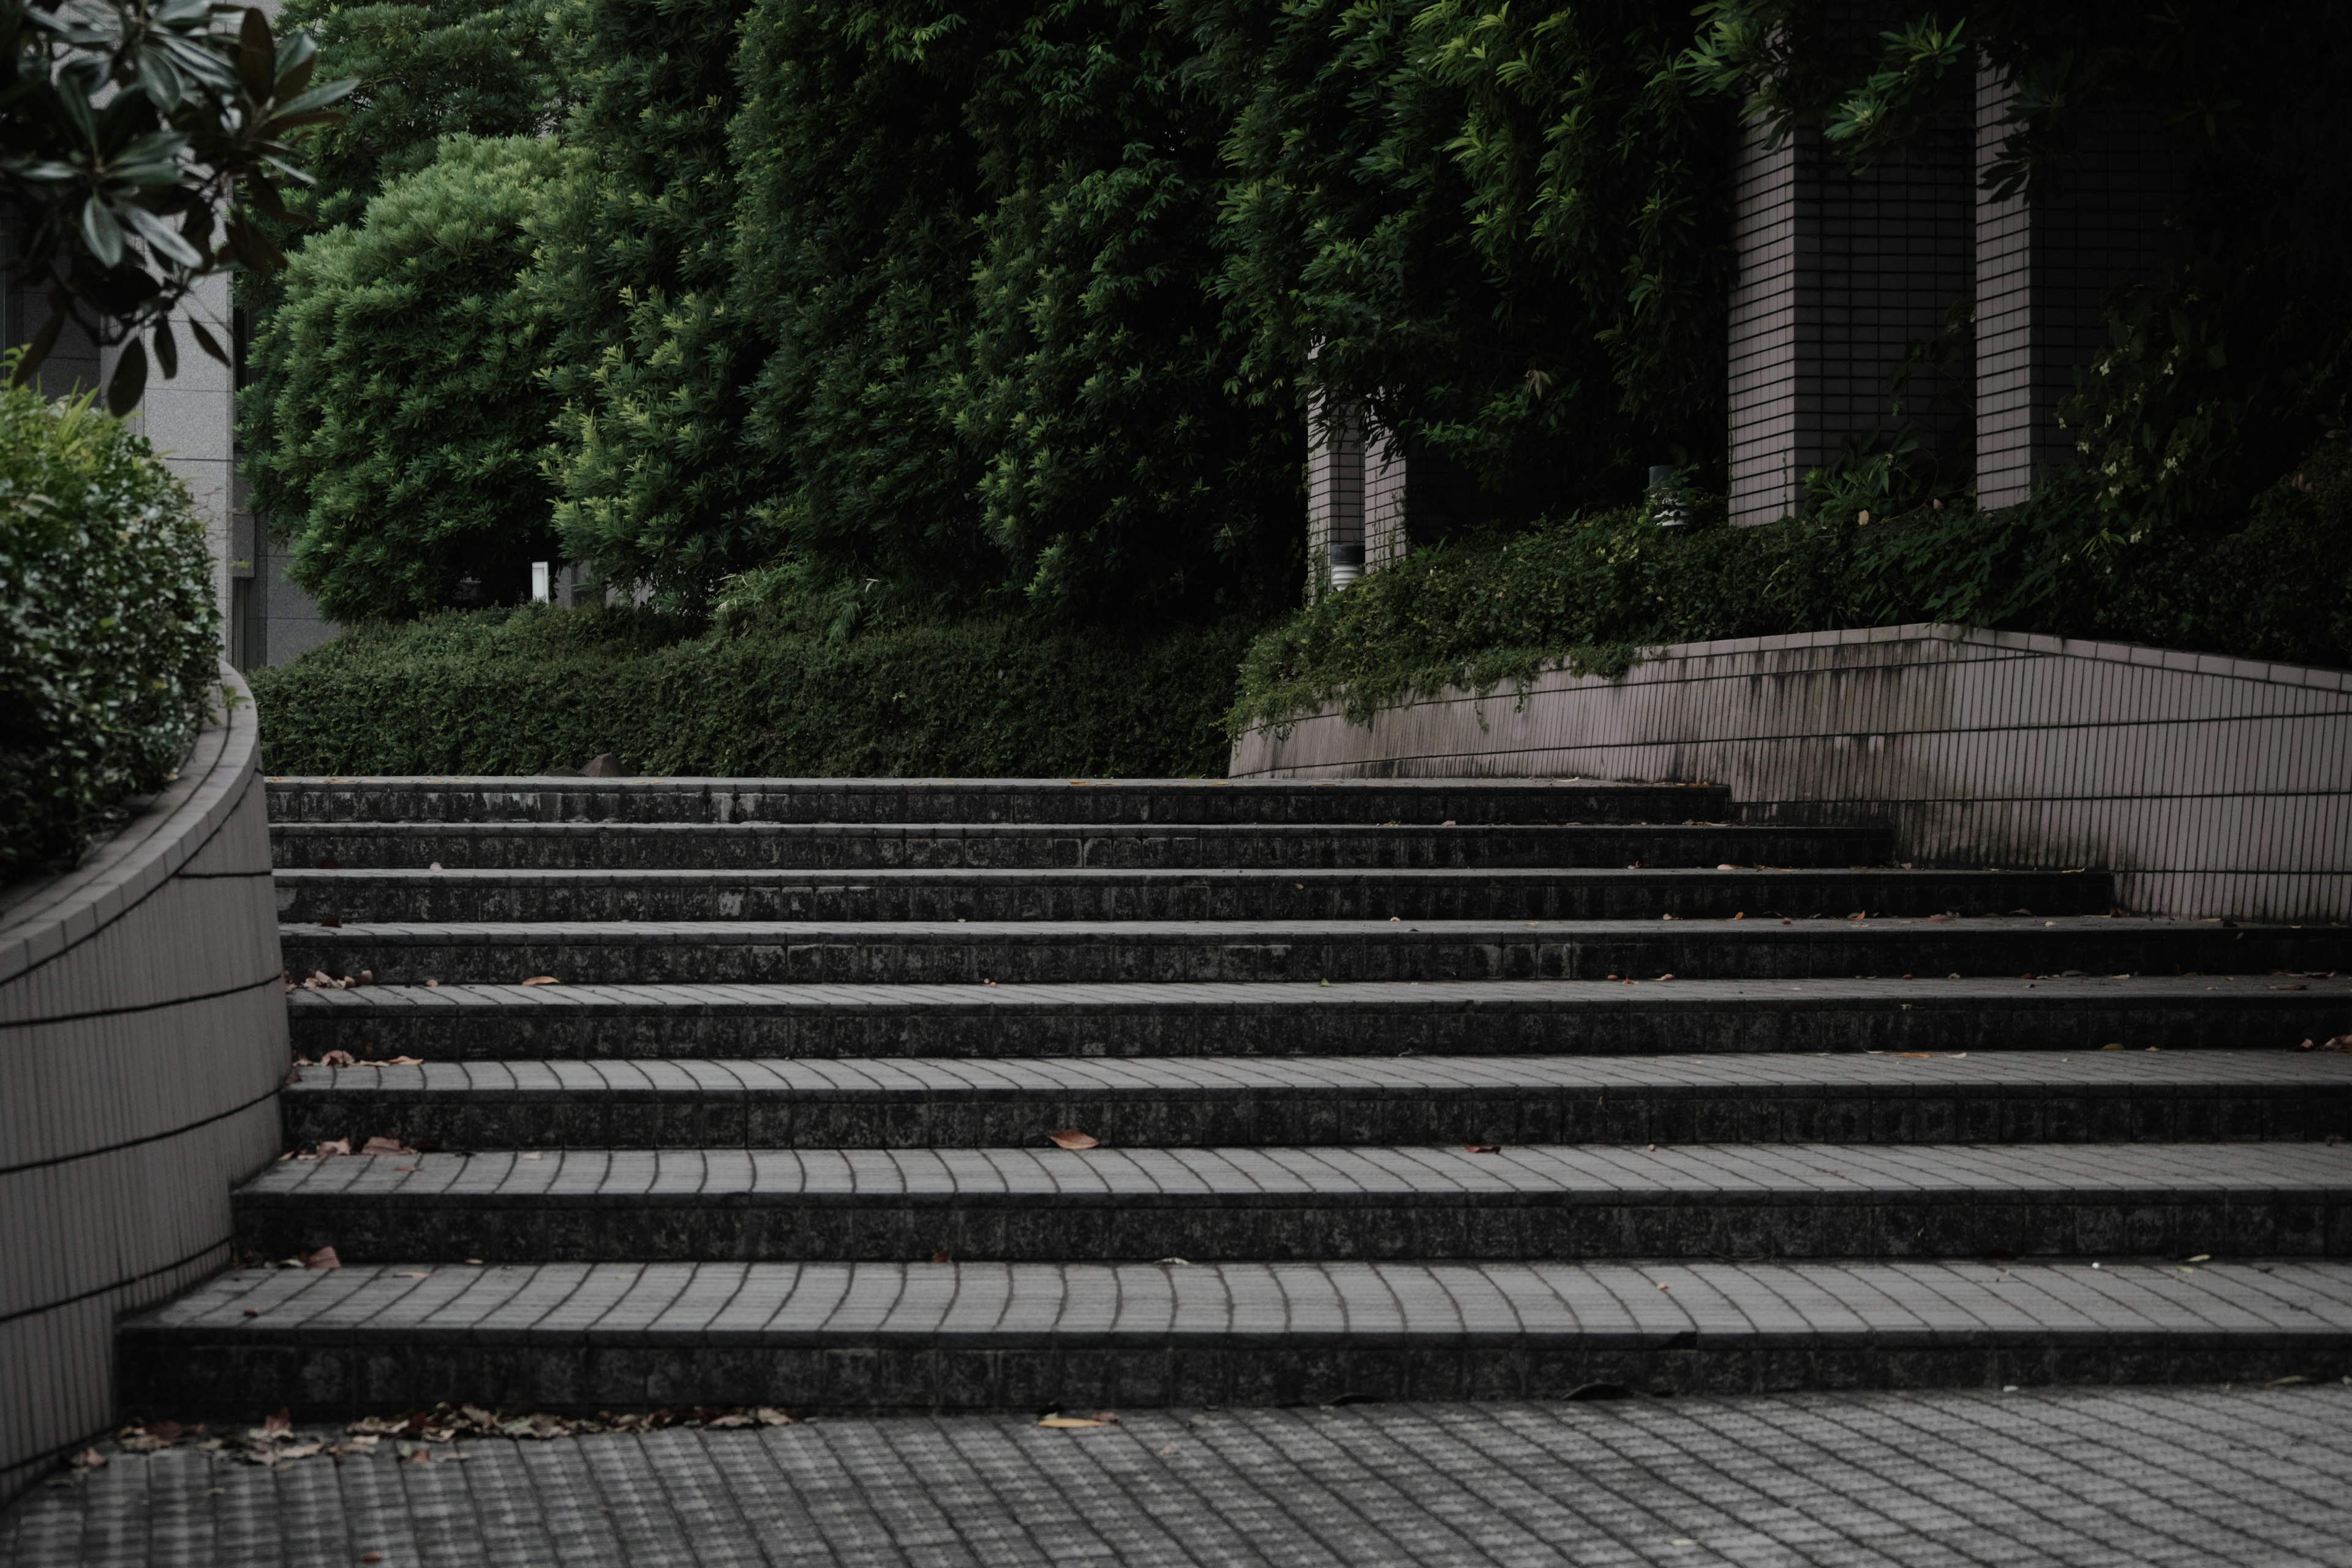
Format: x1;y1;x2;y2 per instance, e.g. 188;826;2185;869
0;663;285;1500
1231;624;2352;924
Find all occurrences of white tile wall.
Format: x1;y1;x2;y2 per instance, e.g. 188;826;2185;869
1229;624;2352;923
0;663;287;1502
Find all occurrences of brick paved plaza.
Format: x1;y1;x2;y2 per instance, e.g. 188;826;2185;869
8;1387;2352;1566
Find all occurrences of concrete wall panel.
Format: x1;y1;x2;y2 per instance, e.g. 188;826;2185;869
1230;625;2352;923
0;664;286;1502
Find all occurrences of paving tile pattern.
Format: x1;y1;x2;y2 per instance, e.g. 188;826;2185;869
280;1051;2352;1150
273;867;2109;925
285;977;2352;1061
270;820;1893;872
265;777;1730;827
9;1389;2352;1567
230;1142;2352;1265
276;916;2352;988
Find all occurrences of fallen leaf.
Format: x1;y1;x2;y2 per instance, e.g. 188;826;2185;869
303;1247;341;1270
243;1308;259;1317
428;862;443;872
521;976;560;987
1464;1144;1502;1154
1928;912;1954;923
1049;1129;1099;1151
312;1139;351;1156
1897;1052;1933;1059
75;1448;105;1469
263;1408;293;1434
2101;1042;2126;1052
360;1137;415;1156
1037;1412;1120;1429
930;1249;953;1264
2185;1254;2211;1264
319;916;342;929
394;1270;432;1278
424;979;439;988
384;1056;425;1066
320;1052;356;1069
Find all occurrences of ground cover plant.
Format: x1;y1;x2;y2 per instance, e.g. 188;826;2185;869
0;381;221;880
1229;438;2352;733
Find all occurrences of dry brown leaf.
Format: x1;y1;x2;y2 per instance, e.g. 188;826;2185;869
423;979;439;988
428;862;443;872
303;1246;341;1271
1464;1144;1502;1155
929;1249;953;1264
312;1138;351;1156
320;1051;357;1068
521;976;560;987
318;915;342;929
75;1448;106;1469
360;1137;415;1156
263;1408;293;1434
1037;1413;1119;1429
385;1056;424;1066
1048;1129;1099;1150
1897;1052;1934;1059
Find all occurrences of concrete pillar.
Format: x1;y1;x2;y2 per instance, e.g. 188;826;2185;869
1727;66;1975;524
1973;72;2182;510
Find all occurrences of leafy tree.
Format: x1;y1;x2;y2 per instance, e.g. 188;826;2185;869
240;134;569;620
268;0;563;232
1;1;352;411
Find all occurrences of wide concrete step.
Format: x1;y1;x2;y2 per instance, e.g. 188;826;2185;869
231;1142;2352;1264
280;1052;2352;1151
268;820;1888;872
285;977;2352;1060
265;776;1727;827
118;1258;2352;1415
277;916;2352;987
273;866;2108;925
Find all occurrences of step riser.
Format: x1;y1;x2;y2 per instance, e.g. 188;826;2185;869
274;872;2108;925
233;1193;2350;1265
278;929;2352;986
287;996;2352;1060
117;1335;2352;1420
268;826;1889;872
281;1086;2352;1150
265;780;1730;827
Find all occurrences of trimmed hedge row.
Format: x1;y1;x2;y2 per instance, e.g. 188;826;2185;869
1;386;221;882
1231;439;2352;733
249;608;1260;778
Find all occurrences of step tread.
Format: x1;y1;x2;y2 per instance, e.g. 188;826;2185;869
274;867;2054;885
276;914;2269;940
237;1140;2352;1203
286;1050;2352;1101
285;974;2352;1014
126;1258;2352;1342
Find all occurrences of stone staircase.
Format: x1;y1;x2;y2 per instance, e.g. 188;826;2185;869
121;777;2352;1414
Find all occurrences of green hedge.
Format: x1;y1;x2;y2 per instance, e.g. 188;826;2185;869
1232;437;2352;732
250;607;1262;777
1;385;222;881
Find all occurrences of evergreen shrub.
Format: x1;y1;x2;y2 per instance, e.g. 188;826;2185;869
241;134;570;623
1;384;222;881
249;606;1261;777
1231;437;2352;733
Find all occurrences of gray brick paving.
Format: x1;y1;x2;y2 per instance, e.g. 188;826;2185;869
9;1389;2352;1566
270;820;1891;872
276;916;2352;987
279;1049;2352;1149
273;866;2108;925
285;976;2352;1060
228;1141;2352;1265
265;776;1728;827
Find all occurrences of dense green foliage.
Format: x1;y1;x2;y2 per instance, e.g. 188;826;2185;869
1231;439;2352;731
1;382;221;880
271;0;562;232
249;604;1259;776
241;135;570;622
2;4;350;412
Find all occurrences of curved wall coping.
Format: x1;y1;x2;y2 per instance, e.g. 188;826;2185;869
0;665;261;996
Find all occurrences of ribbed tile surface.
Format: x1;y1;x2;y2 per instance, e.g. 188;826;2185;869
284;976;2352;1059
280;1051;2352;1148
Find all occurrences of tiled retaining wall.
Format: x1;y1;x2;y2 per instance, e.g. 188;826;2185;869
0;664;285;1501
1229;625;2352;924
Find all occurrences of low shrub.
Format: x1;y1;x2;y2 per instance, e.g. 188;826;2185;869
1231;437;2352;732
1;385;221;881
249;606;1261;777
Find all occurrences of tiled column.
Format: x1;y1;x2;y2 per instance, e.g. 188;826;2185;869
1727;83;1975;525
1973;72;2182;510
1304;393;1365;602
